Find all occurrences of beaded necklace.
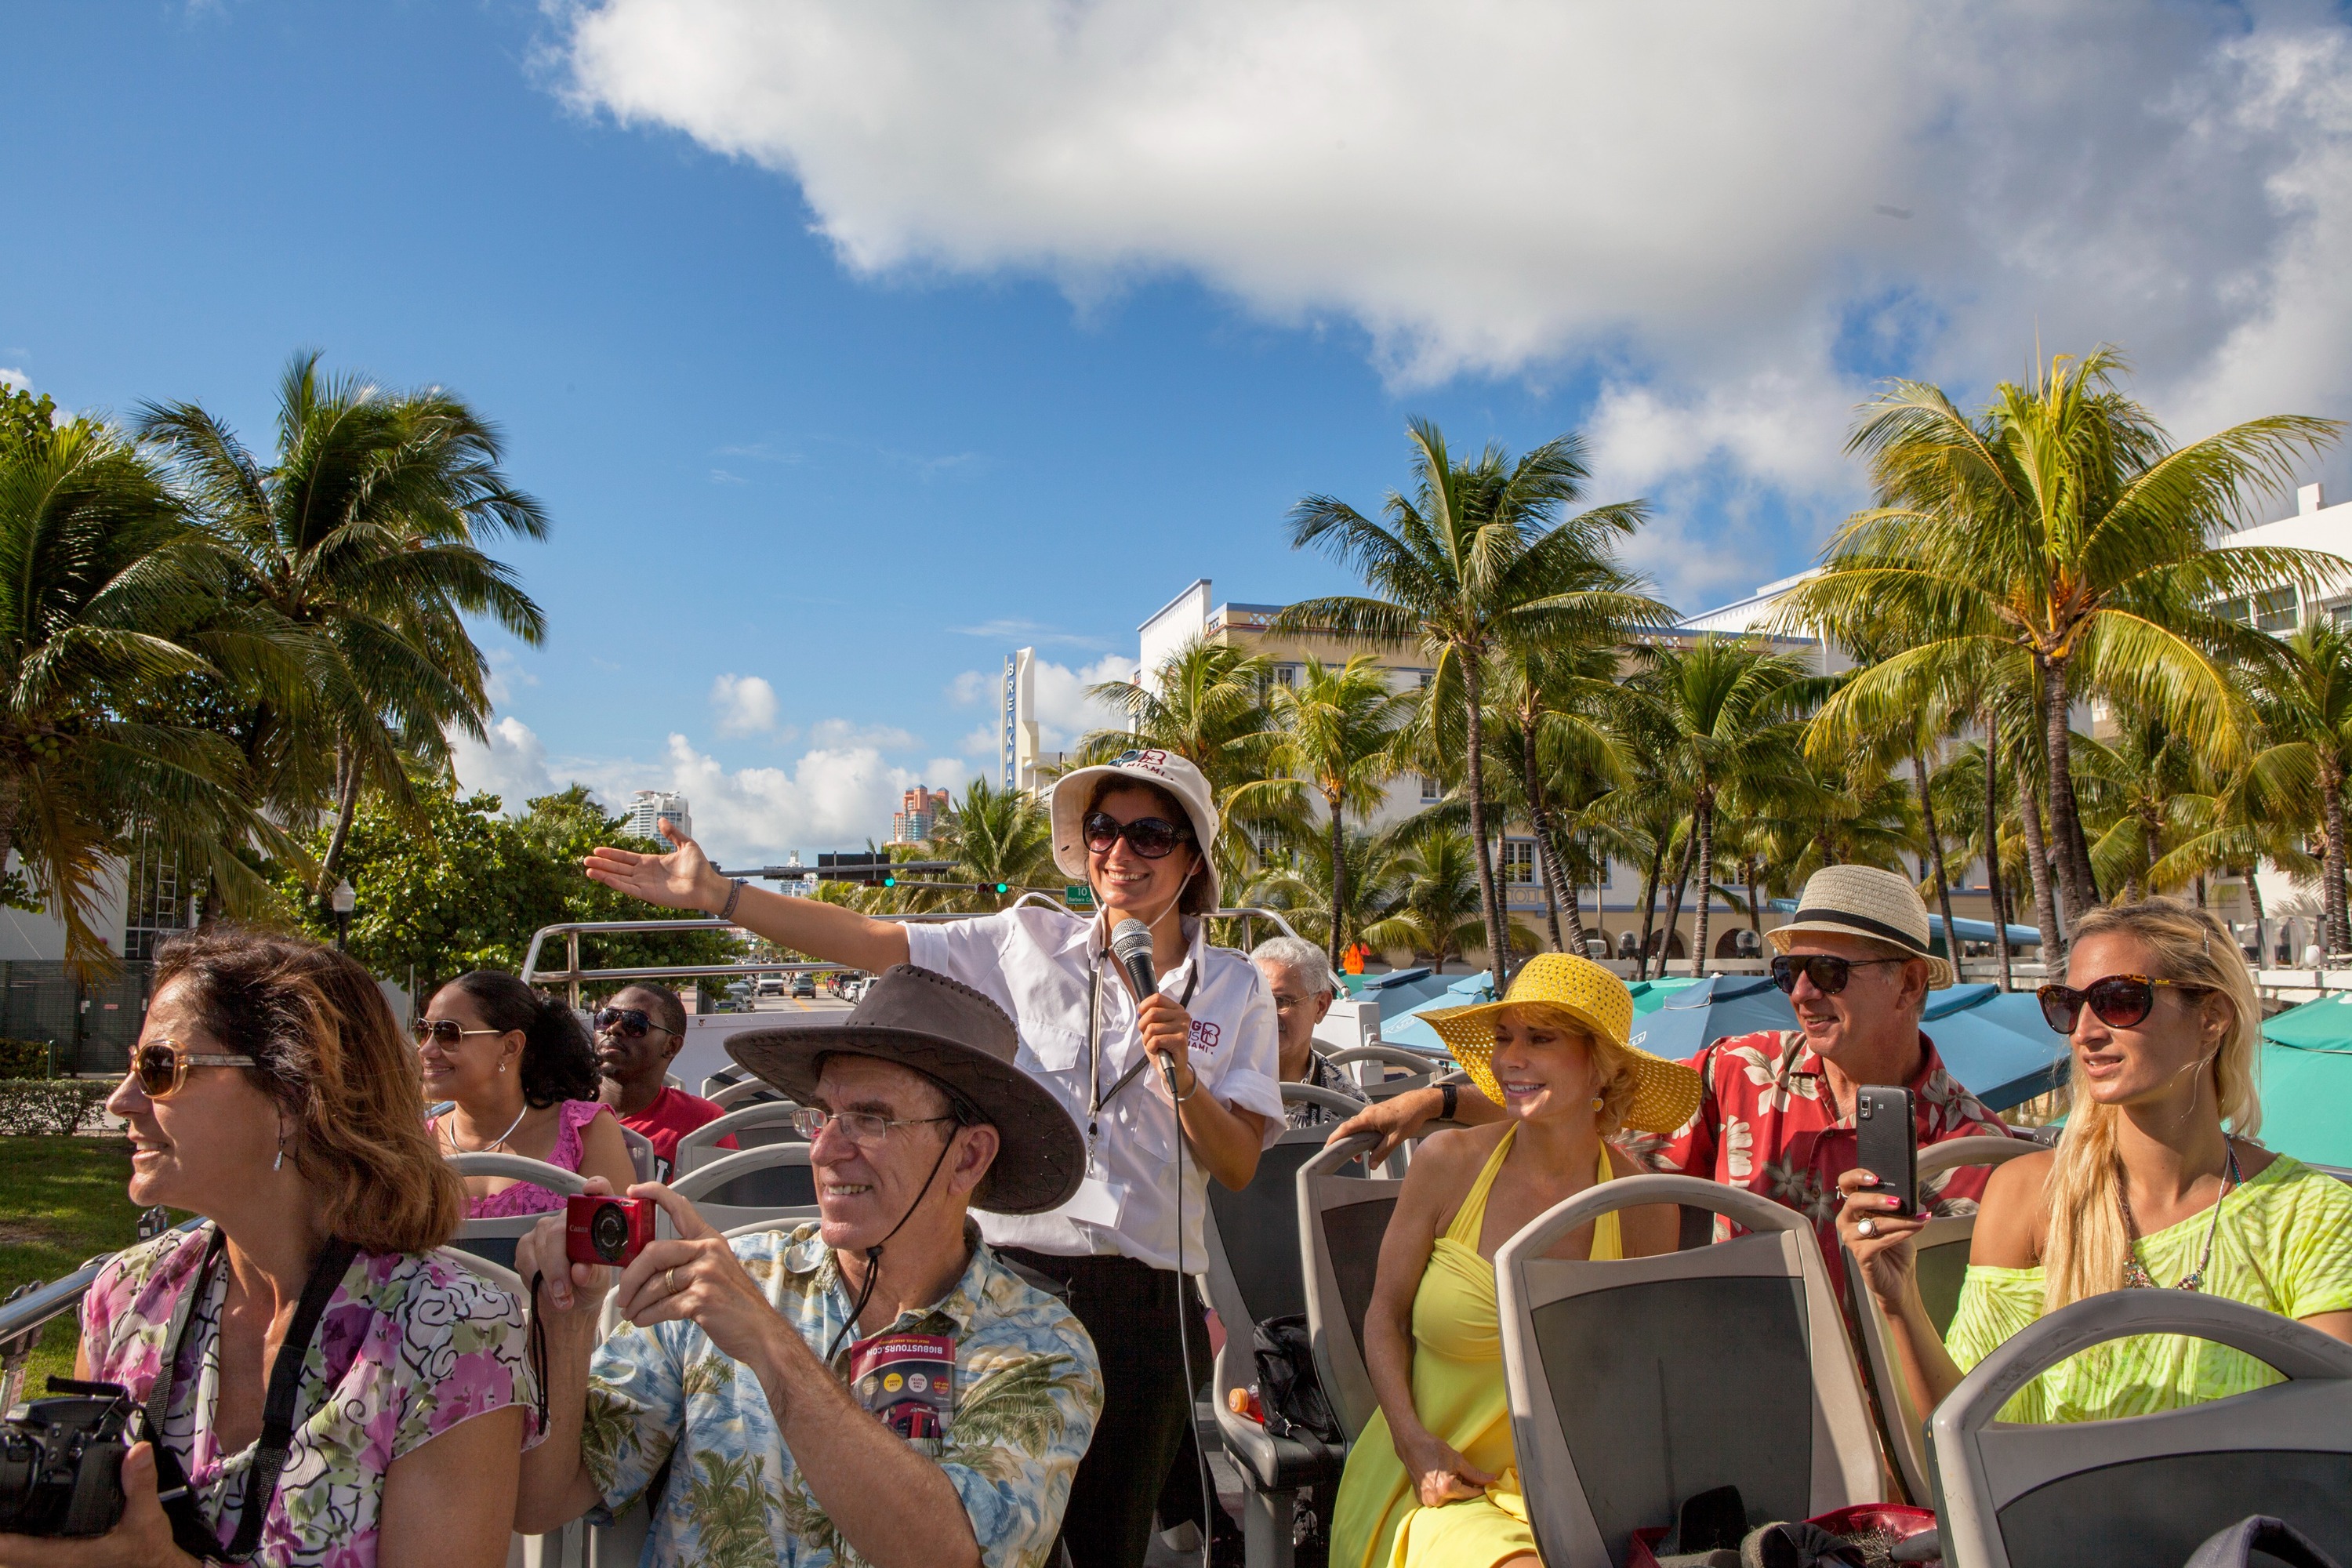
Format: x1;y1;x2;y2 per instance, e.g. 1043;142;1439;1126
2117;1136;2241;1292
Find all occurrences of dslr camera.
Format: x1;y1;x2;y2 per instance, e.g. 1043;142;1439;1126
0;1378;136;1537
567;1193;654;1267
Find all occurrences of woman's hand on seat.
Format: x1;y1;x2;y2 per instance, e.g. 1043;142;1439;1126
1394;1425;1495;1508
1835;1166;1928;1307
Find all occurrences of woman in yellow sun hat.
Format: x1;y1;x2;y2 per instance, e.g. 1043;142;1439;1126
1329;953;1704;1568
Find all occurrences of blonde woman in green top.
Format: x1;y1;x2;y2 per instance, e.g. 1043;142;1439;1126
1839;897;2352;1424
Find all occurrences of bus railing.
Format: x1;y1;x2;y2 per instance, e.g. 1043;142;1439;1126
0;1208;182;1410
519;902;1304;1004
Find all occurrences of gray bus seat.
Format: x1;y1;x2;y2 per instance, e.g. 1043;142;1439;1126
1496;1174;1884;1568
1846;1133;2043;1506
618;1125;658;1185
707;1076;786;1111
1321;1045;1445;1102
447;1153;591;1272
673;1102;811;1207
1298;1131;1392;1443
1931;1291;2352;1568
1204;1085;1371;1568
667;1143;821;1233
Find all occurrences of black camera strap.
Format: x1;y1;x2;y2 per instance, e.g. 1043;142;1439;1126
145;1225;360;1563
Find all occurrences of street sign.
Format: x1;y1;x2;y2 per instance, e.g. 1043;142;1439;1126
1065;884;1094;909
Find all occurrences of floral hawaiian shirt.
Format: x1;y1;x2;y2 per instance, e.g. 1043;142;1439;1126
1283;1051;1370;1130
1618;1028;2009;1277
81;1225;539;1568
582;1221;1102;1568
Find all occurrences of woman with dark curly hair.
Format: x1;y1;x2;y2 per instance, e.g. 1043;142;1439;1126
0;928;536;1568
417;971;635;1217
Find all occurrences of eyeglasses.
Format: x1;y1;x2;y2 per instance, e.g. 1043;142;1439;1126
412;1019;503;1048
2037;975;2210;1033
132;1039;258;1099
1768;953;1910;996
1082;811;1193;859
789;1106;960;1145
593;1007;675;1040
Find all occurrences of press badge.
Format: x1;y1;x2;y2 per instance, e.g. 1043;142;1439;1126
1054;1174;1128;1229
851;1332;956;1447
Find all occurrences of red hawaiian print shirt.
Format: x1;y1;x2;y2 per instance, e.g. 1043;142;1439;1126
1618;1028;2009;1278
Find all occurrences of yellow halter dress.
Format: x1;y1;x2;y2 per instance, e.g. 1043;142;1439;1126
1330;1127;1621;1568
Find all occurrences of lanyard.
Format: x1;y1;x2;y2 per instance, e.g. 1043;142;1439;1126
147;1225;360;1563
1083;938;1200;1153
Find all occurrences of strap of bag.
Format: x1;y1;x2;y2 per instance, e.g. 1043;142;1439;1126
144;1225;359;1563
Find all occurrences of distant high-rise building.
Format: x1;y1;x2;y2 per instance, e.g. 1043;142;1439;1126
626;790;691;845
889;786;953;845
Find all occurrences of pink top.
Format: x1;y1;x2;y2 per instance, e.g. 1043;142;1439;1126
460;1099;614;1218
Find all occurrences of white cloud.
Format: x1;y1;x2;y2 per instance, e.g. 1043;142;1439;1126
0;368;27;394
553;2;2352;579
808;717;920;750
615;733;922;862
709;672;779;735
949;652;1134;756
448;716;557;807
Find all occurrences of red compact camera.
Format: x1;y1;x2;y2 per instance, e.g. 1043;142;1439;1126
565;1193;654;1267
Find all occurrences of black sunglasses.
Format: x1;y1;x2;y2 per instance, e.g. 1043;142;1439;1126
1082;811;1193;859
593;1007;674;1040
1768;953;1909;996
2037;975;2209;1033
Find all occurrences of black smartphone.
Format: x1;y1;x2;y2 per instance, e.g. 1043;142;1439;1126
1853;1086;1918;1217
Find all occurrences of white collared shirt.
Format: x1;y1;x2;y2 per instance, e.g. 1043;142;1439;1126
906;905;1284;1272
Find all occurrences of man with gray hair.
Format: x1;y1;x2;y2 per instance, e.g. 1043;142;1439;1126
1250;936;1368;1129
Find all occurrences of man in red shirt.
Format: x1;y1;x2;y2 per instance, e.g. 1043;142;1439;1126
1329;866;2007;1276
593;982;735;1179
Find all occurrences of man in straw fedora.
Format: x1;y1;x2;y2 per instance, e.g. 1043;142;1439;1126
514;964;1104;1568
1330;866;2005;1275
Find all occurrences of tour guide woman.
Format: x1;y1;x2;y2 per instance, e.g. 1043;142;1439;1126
1840;896;2352;1426
0;928;536;1568
1330;954;1700;1568
586;748;1283;1568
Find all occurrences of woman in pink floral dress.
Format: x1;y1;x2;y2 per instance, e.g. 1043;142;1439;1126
416;971;635;1214
0;930;539;1568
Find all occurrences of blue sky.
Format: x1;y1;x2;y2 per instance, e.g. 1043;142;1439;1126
9;2;2352;862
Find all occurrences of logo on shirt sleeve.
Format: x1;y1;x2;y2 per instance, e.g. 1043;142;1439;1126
1189;1019;1221;1053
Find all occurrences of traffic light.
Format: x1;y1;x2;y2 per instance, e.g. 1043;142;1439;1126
883;874;897;887
994;882;1010;895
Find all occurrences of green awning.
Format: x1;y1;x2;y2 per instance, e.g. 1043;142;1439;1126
2256;994;2352;1168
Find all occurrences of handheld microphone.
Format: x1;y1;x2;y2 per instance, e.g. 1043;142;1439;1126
1110;917;1180;1097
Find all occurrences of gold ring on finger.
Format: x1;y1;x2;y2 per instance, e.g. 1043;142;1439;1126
666;1266;679;1294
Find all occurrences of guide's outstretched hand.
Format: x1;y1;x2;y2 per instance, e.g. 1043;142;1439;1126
584;820;726;912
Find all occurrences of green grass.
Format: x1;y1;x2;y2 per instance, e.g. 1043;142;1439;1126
0;1134;145;1387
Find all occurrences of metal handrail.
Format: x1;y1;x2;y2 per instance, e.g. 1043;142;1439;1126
1;1210;190;1409
519;901;1301;1002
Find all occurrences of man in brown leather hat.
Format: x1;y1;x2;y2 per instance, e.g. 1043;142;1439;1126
516;964;1105;1568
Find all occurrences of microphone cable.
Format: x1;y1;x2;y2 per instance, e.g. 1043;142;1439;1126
1161;1047;1217;1568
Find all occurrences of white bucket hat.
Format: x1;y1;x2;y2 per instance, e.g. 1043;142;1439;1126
1766;865;1954;989
1050;747;1220;911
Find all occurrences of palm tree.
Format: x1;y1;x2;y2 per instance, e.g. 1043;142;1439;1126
2235;620;2352;950
924;776;1057;913
1080;634;1285;894
2078;701;2205;902
139;352;550;911
1628;637;1811;977
1279;418;1661;987
1486;643;1632;956
1359;824;1537;973
0;389;283;962
1242;655;1412;963
1240;826;1411;953
1780;348;2343;936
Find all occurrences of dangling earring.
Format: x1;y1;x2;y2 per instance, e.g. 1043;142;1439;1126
273;1122;286;1174
499;1060;507;1073
1590;1096;1604;1113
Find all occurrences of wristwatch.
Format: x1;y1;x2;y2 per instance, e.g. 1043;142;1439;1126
1439;1081;1458;1122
